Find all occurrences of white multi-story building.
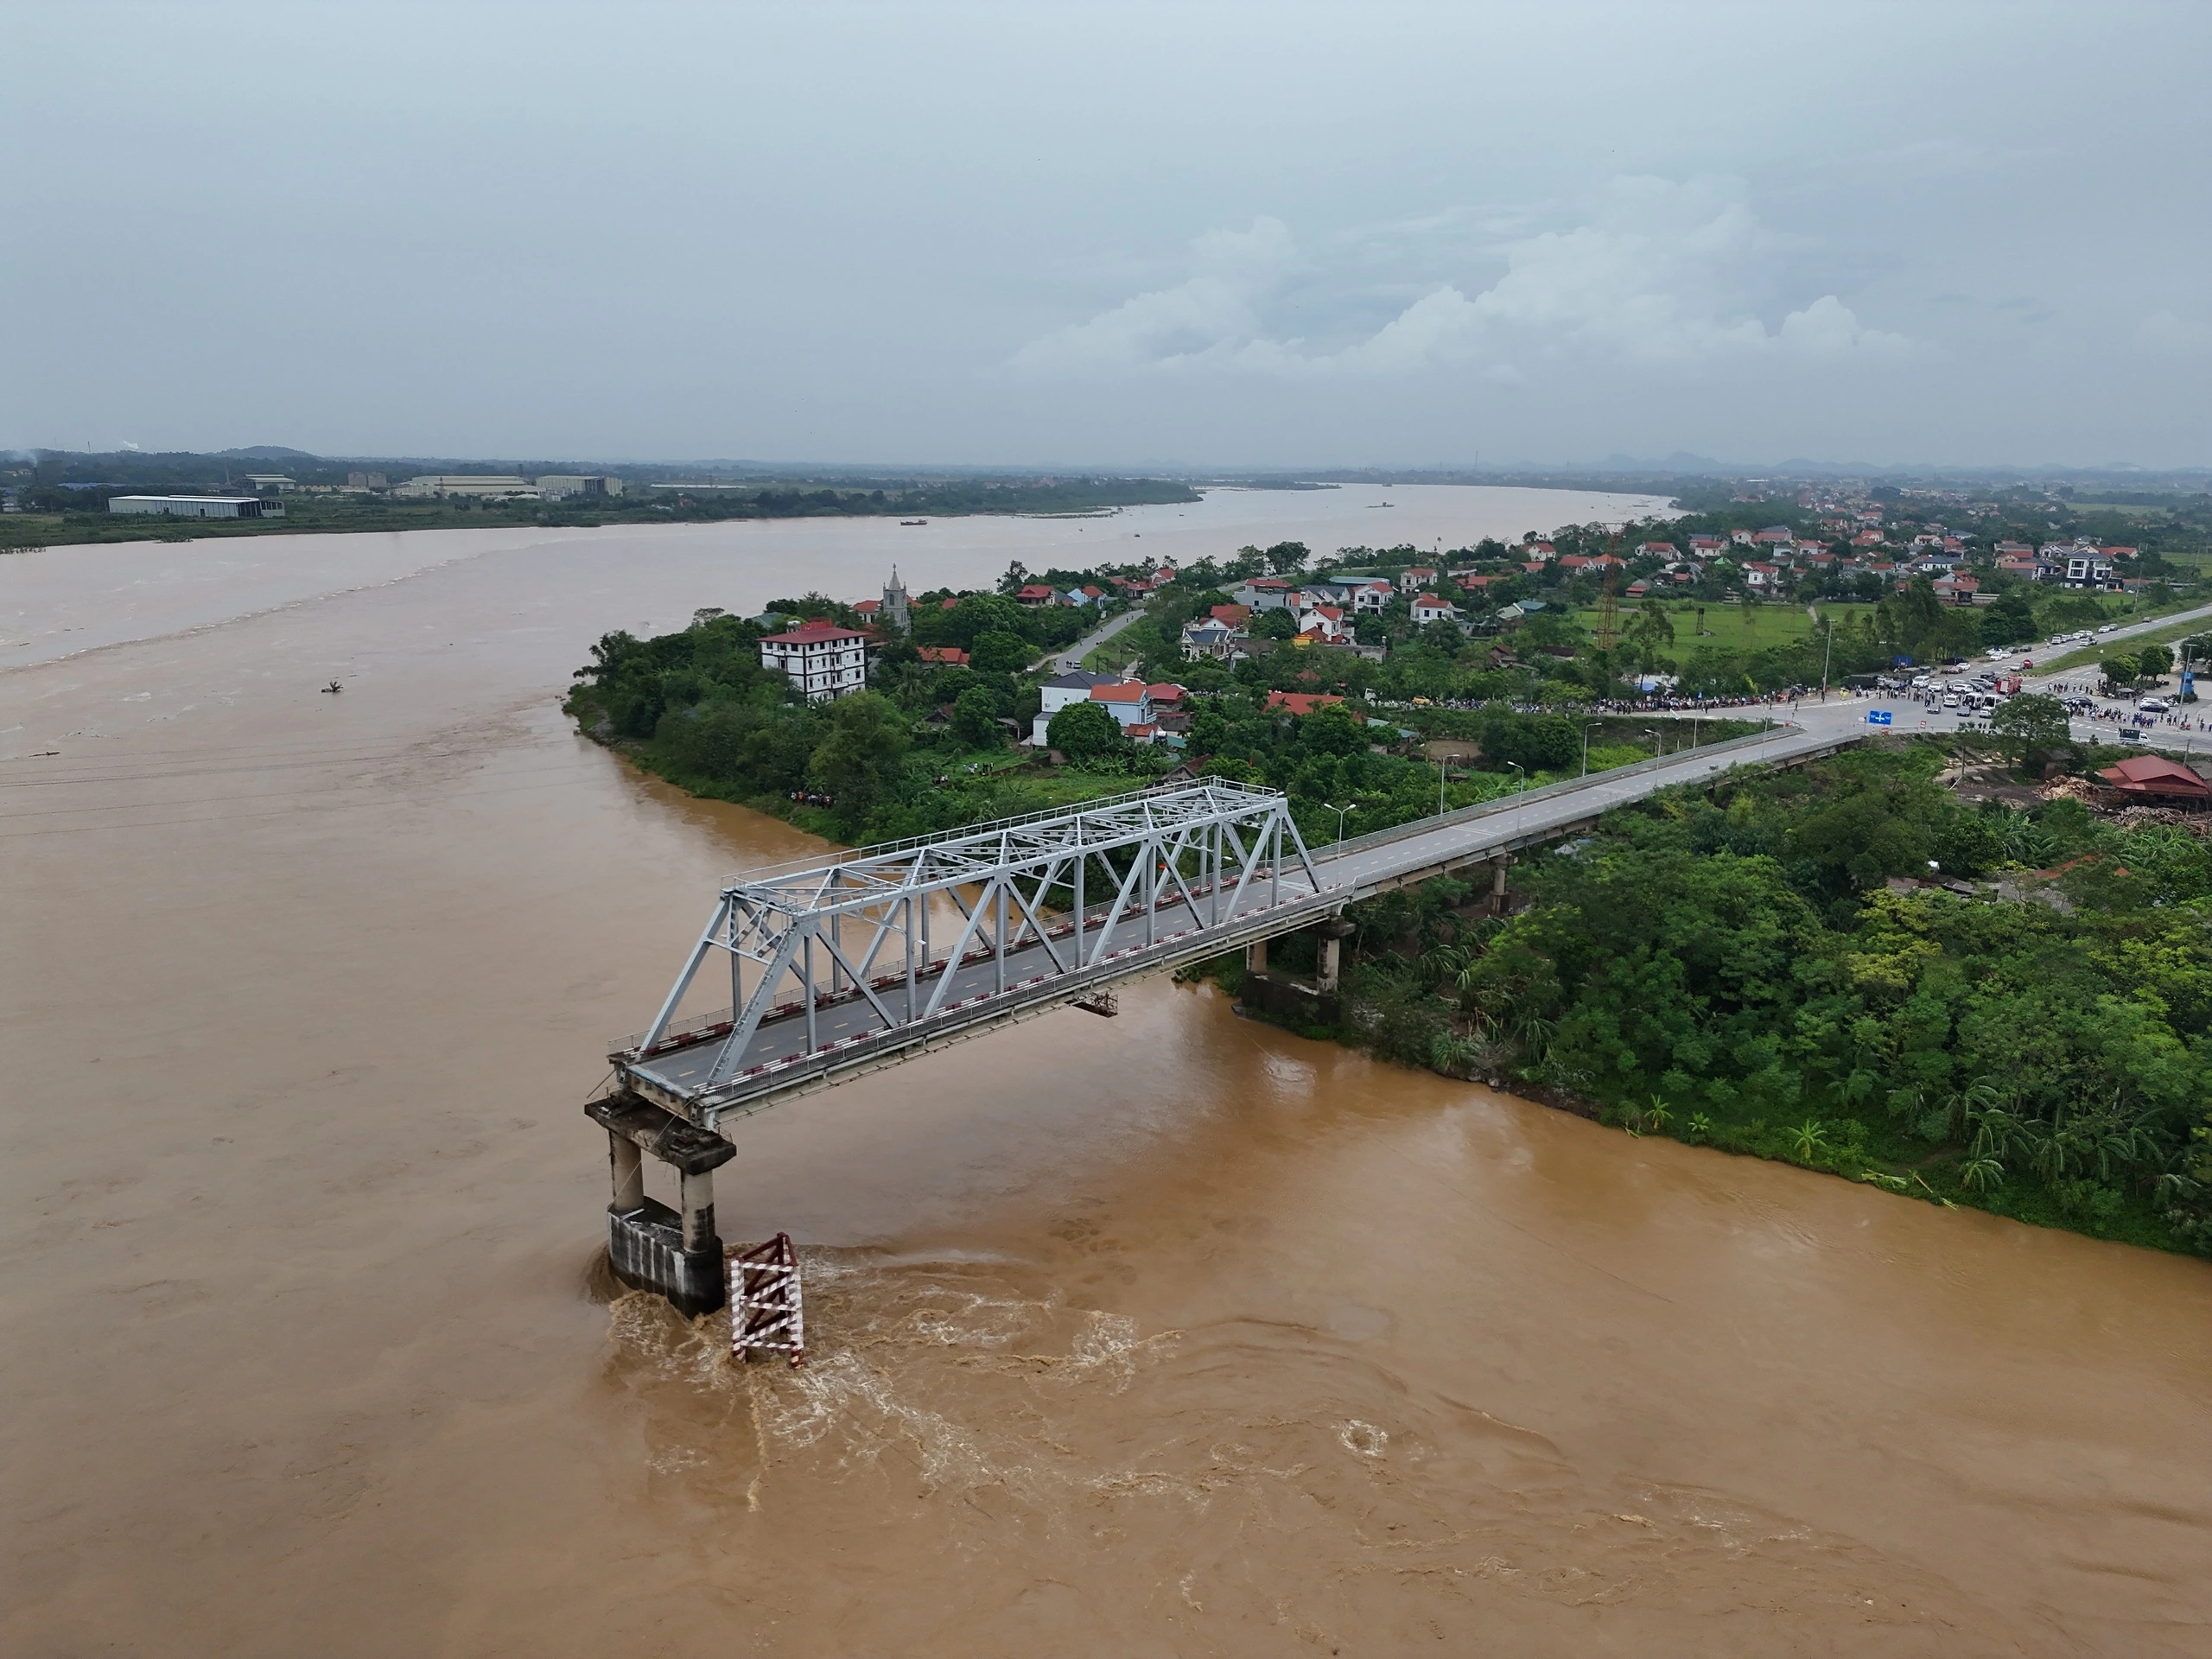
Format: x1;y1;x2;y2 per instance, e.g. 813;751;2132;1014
535;474;626;499
759;620;871;702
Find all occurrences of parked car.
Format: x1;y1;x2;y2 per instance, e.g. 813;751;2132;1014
2140;696;2171;714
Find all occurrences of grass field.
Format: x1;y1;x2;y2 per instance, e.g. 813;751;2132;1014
1571;598;1878;652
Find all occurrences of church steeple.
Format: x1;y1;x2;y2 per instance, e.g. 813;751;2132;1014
882;566;911;632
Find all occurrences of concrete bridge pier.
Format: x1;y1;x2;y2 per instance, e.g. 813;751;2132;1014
1240;916;1355;1026
1484;855;1511;917
587;1094;734;1317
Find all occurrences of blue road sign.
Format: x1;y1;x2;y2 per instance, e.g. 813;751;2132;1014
1867;709;1894;726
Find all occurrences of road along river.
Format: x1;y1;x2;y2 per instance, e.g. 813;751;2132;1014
3;492;2209;1656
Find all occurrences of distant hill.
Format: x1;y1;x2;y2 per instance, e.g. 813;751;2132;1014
217;445;321;461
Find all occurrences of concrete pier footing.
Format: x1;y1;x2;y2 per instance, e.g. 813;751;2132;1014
1240;916;1355;1026
587;1094;734;1317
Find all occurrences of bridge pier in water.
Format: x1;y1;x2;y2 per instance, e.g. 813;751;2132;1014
588;1094;734;1317
1241;915;1354;1026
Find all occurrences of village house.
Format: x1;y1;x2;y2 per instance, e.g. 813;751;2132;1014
1232;576;1297;610
1265;690;1345;716
1294;603;1350;644
1089;681;1155;730
1398;567;1440;594
758;618;872;703
1409;592;1459;625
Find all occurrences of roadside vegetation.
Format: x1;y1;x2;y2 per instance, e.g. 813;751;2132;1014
1214;739;2212;1258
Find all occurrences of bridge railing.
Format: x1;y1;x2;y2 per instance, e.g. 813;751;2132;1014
1323;723;1800;863
713;776;1285;890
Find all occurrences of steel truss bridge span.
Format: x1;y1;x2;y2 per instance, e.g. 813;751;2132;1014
611;724;1862;1127
615;780;1328;1126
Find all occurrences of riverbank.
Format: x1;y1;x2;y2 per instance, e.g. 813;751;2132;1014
1198;736;2212;1260
0;475;1205;550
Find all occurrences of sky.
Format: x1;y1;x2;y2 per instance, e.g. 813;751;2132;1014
6;0;2209;470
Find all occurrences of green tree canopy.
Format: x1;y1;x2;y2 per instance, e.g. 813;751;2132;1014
949;686;1003;747
969;628;1033;675
1991;694;2071;767
807;692;908;827
1046;699;1120;759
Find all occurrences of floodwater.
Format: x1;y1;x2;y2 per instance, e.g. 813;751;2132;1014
3;486;2209;1656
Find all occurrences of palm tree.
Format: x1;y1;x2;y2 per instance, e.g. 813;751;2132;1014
1959;1156;2005;1193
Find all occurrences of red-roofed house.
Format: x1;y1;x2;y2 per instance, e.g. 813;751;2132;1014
759;619;872;702
1089;682;1155;728
1265;691;1345;716
1294;603;1349;643
1410;593;1459;625
2097;754;2211;804
917;645;969;666
1208;603;1251;628
1015;583;1059;607
1399;567;1440;594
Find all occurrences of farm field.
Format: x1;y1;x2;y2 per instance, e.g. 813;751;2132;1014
1568;598;1878;651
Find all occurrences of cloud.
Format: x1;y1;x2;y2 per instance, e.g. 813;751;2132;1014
1008;216;1296;374
2139;309;2212;353
1012;179;1910;380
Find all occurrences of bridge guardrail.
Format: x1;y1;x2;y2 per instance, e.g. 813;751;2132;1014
1322;725;1801;864
715;776;1284;890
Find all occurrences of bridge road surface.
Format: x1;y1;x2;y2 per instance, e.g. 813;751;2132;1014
626;723;1858;1109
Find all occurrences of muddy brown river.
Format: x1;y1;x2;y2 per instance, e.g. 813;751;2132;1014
4;490;2209;1656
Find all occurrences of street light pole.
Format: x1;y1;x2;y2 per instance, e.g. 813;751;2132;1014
1323;800;1359;845
1507;760;1525;797
1820;614;1834;702
1581;720;1601;778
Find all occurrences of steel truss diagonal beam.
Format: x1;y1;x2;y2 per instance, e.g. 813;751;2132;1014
620;782;1329;1103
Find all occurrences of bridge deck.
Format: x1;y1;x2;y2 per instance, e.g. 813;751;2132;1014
614;723;1860;1123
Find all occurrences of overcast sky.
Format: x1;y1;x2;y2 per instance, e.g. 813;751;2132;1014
7;1;2209;468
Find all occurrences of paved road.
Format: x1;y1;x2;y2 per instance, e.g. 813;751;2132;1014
1053;605;1146;671
632;724;1858;1106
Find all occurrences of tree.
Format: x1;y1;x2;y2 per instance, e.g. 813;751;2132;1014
2136;642;2174;679
807;692;907;825
969;629;1033;675
1297;703;1368;757
945;593;1027;649
1624;599;1677;670
1265;541;1310;575
1991;693;2070;767
949;687;1002;747
995;560;1031;597
1046;700;1119;759
2100;655;2139;691
1983;589;2037;645
1252;607;1299;641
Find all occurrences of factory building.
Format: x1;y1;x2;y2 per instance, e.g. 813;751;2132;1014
393;475;538;499
107;495;283;518
535;475;625;500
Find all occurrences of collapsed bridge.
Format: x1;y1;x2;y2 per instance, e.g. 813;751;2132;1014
589;722;1860;1313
